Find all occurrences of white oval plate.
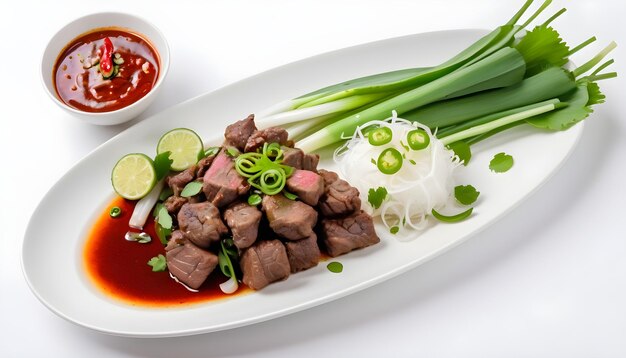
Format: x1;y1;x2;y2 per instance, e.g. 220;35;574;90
22;29;582;337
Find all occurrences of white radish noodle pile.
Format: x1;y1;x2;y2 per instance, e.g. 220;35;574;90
333;112;461;237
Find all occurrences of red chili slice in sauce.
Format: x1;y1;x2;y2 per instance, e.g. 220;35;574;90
53;28;160;113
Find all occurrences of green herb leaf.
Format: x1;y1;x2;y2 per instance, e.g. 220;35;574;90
327;261;343;273
447;141;472;165
154;151;173;180
147;254;167;272
159;187;174;201
514;25;570;76
283;190;298;201
248;193;262;206
367;187;388;209
390;226;400;234
489;152;514;173
180;181;203;197
199;146;220;160
152;202;165;218
431;207;473;223
157;205;173;229
155;221;171;245
454;185;480;205
226;147;240;157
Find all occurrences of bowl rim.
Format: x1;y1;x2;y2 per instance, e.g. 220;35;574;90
40;11;170;118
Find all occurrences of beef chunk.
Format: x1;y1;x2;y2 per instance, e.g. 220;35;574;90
167;165;196;196
284;233;321;273
164;195;188;214
241;239;291;290
302;153;319;172
177;202;228;249
224;114;257;151
286;169;324;206
281;146;304;169
202;149;249;208
224;202;262;249
318;169;361;217
320;211;380;257
262;194;317;240
196;152;217;178
166;237;218;290
244;127;289;153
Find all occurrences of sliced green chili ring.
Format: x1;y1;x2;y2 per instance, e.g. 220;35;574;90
109;206;122;218
368;127;393;146
431;207;473;223
407;128;430;150
377;148;403;175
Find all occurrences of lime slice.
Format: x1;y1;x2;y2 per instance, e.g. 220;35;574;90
111;153;157;200
156;128;203;171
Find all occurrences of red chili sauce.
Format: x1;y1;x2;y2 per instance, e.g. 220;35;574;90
54;28;159;113
83;197;250;307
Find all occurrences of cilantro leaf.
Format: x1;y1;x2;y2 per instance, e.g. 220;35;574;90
147;254;167;272
489;152;514;173
454;185;480;205
180;181;203;197
367;187;388;209
199;146;220;160
514;26;569;77
157;205;173;229
447;141;471;165
154;151;173;180
526;81;599;130
159;187;174;201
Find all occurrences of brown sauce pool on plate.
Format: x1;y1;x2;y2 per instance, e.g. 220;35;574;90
83;197;250;307
54;28;159;113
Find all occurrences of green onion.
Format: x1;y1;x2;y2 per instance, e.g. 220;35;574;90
109;206;121;218
431;208;474;222
235;142;294;195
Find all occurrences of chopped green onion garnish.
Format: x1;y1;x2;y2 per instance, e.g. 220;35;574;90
390;226;400;234
368;127;393;146
431;207;473;223
235;142;293;195
377;148;403;175
248;193;262;206
109;206;121;218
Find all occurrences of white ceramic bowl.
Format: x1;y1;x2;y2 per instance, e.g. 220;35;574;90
41;12;170;125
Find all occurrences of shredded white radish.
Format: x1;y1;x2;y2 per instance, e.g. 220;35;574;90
334;112;461;237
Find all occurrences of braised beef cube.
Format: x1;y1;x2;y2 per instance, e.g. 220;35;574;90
167;165;196;196
319;169;339;186
166;238;218;290
164;195;187;215
281;146;303;169
262;194;317;240
284;233;321;273
224;202;262;249
166;230;185;249
286;169;324;206
320;210;380;257
244;127;289;153
196;151;218;178
224;114;257;151
177;202;228;249
302;153;320;172
318;169;361;217
202;149;249;208
241;239;291;290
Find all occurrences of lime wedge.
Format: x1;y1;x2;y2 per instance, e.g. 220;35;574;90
111;153;157;200
156;128;203;171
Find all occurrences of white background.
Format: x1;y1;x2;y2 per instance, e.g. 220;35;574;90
1;0;625;357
